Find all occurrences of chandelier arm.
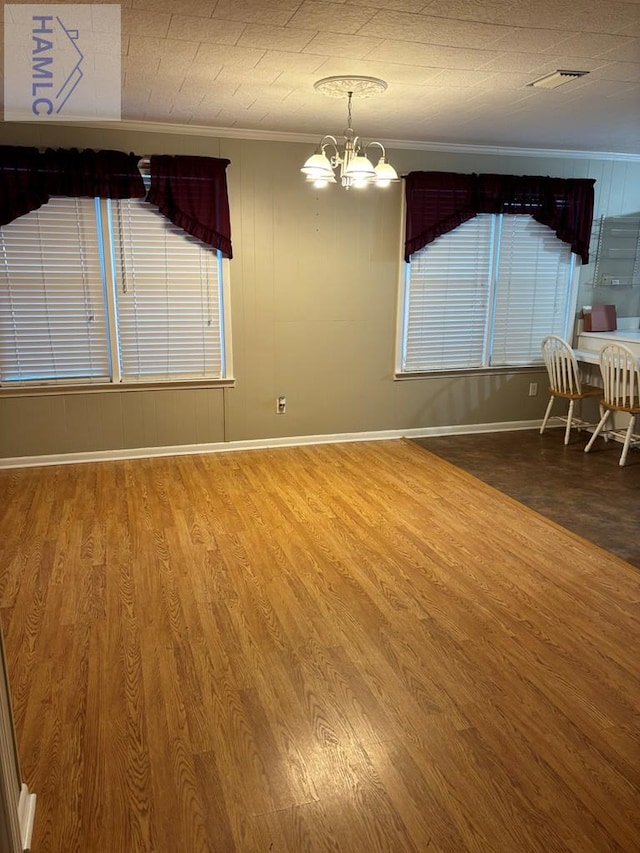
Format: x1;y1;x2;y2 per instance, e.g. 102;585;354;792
364;140;386;157
320;135;340;165
320;134;338;150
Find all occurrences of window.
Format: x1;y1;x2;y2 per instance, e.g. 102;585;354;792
399;214;578;374
0;198;110;383
0;196;231;387
111;198;227;382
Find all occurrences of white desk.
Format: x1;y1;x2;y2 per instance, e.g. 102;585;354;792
575;329;640;365
574;329;640;439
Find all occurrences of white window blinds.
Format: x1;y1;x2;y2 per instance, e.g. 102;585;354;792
0;196;231;388
491;216;573;366
0;197;110;384
402;215;494;371
401;213;576;373
111;198;225;381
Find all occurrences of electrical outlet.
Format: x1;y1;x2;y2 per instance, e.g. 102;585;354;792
276;395;286;414
528;382;538;397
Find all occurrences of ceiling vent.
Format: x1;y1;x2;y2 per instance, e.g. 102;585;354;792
528;70;589;90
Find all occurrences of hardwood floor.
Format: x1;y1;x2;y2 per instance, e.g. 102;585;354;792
0;440;638;852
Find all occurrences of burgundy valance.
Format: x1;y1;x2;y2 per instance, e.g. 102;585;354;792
0;146;233;258
0;145;145;227
404;171;595;264
41;148;146;199
147;155;232;258
0;146;49;227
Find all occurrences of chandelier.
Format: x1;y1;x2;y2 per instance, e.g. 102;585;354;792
301;76;399;190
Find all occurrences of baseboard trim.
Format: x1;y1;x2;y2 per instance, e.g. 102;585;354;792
0;420;543;469
18;784;36;852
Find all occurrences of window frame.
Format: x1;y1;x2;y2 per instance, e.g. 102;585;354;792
394;205;581;380
0;195;234;396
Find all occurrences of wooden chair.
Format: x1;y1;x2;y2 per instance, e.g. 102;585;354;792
540;335;602;445
584;343;640;466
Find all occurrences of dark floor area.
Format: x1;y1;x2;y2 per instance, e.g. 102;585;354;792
413;429;640;569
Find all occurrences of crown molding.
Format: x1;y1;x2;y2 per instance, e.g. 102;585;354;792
5;118;640;162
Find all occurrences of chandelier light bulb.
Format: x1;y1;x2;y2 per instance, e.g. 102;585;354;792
373;157;399;188
301;151;333;180
343;153;376;180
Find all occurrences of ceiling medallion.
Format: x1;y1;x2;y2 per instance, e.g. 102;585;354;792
313;76;388;99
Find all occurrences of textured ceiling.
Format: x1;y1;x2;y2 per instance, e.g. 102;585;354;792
8;0;640;153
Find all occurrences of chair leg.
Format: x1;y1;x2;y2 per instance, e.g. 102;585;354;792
540;395;555;435
564;399;575;445
619;414;637;466
585;409;610;453
599;403;609;442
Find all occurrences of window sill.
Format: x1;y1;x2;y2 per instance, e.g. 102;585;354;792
394;365;546;380
0;378;236;398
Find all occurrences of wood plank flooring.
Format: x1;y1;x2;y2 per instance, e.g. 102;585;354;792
0;440;638;852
